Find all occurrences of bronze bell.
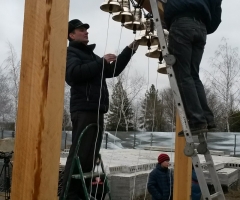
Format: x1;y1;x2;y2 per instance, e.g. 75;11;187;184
124;8;144;34
157;61;167;74
136;30;159;47
145;18;155;35
100;0;122;13
145;45;162;59
112;0;133;24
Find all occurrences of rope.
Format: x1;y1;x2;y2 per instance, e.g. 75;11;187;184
132;51;151;200
143;62;159;200
89;13;111;199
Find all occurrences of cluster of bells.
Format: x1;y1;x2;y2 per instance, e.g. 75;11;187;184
100;0;169;74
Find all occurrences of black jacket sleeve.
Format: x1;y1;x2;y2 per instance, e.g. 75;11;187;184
66;50;104;85
208;0;222;34
104;46;134;78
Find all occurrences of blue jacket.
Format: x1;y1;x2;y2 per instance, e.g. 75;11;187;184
147;164;173;200
164;0;222;34
192;170;201;200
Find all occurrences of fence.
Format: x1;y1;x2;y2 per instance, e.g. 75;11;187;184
103;131;240;157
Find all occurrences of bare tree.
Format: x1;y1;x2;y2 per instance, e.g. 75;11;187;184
204;87;225;131
3;42;20;127
206;38;240;132
0;66;13;125
63;84;71;130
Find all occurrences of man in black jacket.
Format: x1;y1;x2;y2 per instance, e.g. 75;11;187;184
60;19;139;200
164;0;222;135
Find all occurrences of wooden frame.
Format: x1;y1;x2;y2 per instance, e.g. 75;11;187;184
11;0;69;199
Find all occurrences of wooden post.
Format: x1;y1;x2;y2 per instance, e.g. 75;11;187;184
173;114;192;200
11;0;69;199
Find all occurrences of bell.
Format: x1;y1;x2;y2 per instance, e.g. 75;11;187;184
157;61;167;74
145;18;155;35
145;45;162;59
112;0;133;24
100;0;122;13
124;8;144;33
136;30;159;47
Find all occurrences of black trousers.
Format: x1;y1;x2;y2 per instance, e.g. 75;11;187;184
168;17;215;128
60;111;104;200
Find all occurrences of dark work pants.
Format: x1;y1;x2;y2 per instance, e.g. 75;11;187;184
60;111;104;200
168;17;215;128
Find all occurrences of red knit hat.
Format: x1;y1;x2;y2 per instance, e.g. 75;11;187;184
158;153;170;164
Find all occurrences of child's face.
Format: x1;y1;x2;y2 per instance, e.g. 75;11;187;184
161;160;170;168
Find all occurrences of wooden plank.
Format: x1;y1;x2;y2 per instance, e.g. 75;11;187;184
11;0;69;199
173;114;192;200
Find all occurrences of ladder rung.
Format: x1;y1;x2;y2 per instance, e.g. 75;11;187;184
201;161;212;167
210;192;220;198
72;172;104;179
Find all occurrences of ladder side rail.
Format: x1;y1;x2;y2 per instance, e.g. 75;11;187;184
198;135;226;200
203;152;225;200
192;155;212;199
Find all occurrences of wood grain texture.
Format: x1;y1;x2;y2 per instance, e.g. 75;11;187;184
11;0;69;199
173;114;192;200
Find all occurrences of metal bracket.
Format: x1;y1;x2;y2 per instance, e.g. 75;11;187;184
184;143;195;157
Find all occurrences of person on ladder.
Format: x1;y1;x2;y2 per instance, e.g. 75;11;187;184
163;0;222;136
60;19;139;200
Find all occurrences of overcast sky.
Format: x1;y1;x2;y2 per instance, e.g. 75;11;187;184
0;0;239;92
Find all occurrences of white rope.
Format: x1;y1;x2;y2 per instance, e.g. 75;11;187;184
131;51;151;200
105;31;136;147
168;97;175;200
89;13;111;199
99;25;125;200
143;62;159;200
100;33;137;200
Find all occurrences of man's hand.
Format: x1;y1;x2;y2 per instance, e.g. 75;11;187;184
103;54;117;63
128;40;139;51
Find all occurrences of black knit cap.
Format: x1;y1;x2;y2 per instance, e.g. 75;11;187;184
68;19;90;35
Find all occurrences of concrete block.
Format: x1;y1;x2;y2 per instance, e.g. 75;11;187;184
204;168;239;186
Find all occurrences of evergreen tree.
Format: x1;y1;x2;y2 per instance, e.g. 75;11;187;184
139;84;166;131
162;88;176;131
229;110;240;132
107;79;134;131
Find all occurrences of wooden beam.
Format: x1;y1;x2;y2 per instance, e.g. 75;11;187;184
11;0;69;199
173;114;192;200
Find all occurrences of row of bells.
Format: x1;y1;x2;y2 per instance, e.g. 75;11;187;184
100;0;168;74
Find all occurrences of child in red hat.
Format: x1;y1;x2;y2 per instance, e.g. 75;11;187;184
147;153;173;200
